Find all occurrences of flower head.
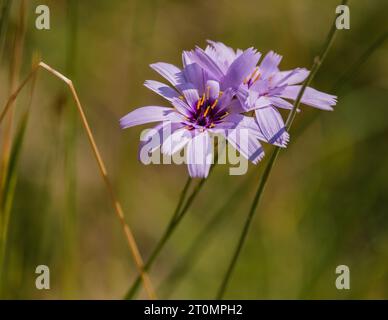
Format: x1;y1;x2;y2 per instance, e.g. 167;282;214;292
188;41;337;146
120;46;287;178
242;50;337;110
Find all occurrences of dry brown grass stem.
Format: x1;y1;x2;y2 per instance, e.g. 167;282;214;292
0;61;156;299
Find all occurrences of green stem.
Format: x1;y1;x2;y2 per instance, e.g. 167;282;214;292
216;0;348;300
124;150;219;300
333;31;388;94
292;29;388;139
171;177;192;224
216;150;279;299
0;0;11;61
0;71;36;297
62;0;79;298
124;175;211;299
159;172;257;298
124;176;193;299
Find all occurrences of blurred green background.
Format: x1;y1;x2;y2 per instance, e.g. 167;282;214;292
0;0;387;299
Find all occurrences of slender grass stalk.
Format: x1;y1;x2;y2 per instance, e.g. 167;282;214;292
0;64;38;123
0;67;36;296
0;0;11;61
216;0;348;299
296;30;388;298
124;177;192;299
124;150;220;299
0;1;27;294
292;29;388;139
0;0;26;207
62;0;79;297
124;157;219;299
171;177;193;224
159;22;384;299
333;31;388;94
159;172;257;298
0;61;157;299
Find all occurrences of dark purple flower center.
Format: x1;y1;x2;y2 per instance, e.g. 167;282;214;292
186;94;229;129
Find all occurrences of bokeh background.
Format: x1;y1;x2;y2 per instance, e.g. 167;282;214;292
0;0;387;299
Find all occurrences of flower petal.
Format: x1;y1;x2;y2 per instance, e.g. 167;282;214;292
214;114;265;164
206;80;220;100
186;131;213;178
182;87;200;109
139;122;182;155
222;48;261;90
150;62;182;87
273;68;309;86
255;106;289;147
226;120;265;164
144;80;180;102
182;51;193;67
214;87;235;114
218;114;266;141
161;128;192;155
171;98;193;117
259;51;282;79
235;86;250;111
268;97;294;110
205;40;237;73
245;92;271;111
120;106;180;129
280;85;337;110
228;98;246;114
187;47;225;80
181;62;207;94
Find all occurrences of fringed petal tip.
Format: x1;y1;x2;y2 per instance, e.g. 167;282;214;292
249;148;265;165
259;51;283;78
280;86;338;111
277;130;290;148
267;128;290;148
326;94;338;110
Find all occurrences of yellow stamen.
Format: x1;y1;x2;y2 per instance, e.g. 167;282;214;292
179;95;185;100
250;67;259;79
243;76;249;85
220;111;229;120
209;123;215;128
218;91;223;98
197;93;206;110
243;67;260;86
201;93;206;105
203;105;211;117
252;71;261;84
210;98;218;109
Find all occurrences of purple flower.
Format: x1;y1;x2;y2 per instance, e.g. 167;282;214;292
241;51;337;145
243;51;337;111
184;41;261;93
120;52;287;178
188;41;337;146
